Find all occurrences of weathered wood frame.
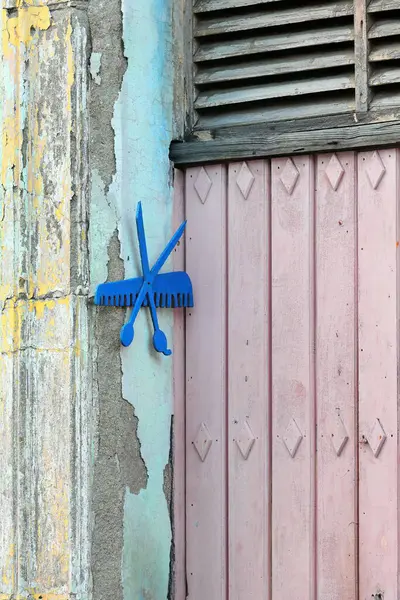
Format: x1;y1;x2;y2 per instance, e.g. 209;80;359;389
170;0;400;166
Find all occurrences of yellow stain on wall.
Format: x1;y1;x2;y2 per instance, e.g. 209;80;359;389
1;543;15;589
15;0;49;6
0;595;70;600
0;301;22;355
1;8;75;303
29;297;55;320
5;7;50;49
0;297;70;355
0;5;77;595
1;6;51;187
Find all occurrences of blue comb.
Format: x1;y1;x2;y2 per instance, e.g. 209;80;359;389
95;272;194;309
94;202;193;356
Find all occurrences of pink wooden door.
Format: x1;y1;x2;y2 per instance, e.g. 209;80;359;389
178;149;400;600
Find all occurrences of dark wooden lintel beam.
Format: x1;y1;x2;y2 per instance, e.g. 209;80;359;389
170;116;400;166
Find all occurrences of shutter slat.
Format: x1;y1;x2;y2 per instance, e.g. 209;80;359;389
369;0;399;12
198;96;354;128
370;67;400;87
371;90;400;110
369;19;400;39
195;24;354;62
194;0;284;12
195;1;353;37
370;41;400;62
195;73;354;109
195;49;355;85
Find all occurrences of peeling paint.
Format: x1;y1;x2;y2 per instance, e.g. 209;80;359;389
92;230;148;600
89;168;117;296
1;5;51;190
0;594;70;600
0;2;91;598
0;5;74;306
90;51;101;85
2;0;177;596
115;1;175;599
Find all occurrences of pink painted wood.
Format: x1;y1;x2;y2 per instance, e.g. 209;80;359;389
315;152;357;600
271;156;316;600
172;169;186;600
227;161;270;600
358;149;399;599
185;165;227;600
179;149;400;600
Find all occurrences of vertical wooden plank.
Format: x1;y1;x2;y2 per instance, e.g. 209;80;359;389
315;152;357;600
355;0;370;112
228;160;270;600
358;149;399;599
173;169;186;600
185;165;227;600
271;156;315;600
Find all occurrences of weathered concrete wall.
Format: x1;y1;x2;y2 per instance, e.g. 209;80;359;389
0;1;91;598
88;1;178;599
1;0;179;598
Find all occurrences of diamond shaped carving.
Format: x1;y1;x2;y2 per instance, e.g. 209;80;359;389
330;415;349;456
194;167;212;204
366;151;386;190
280;158;299;195
193;422;212;462
235;422;255;460
325;154;345;191
367;418;387;458
283;418;303;458
236;162;255;199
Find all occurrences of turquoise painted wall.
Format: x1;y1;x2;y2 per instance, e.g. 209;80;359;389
119;2;174;597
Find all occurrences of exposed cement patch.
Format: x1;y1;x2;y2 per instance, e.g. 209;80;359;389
92;231;148;600
88;2;149;597
88;0;127;189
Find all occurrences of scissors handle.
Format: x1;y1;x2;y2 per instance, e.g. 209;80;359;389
120;281;149;347
147;292;172;356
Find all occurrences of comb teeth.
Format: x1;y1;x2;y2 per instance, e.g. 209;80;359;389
98;291;194;308
95;271;193;309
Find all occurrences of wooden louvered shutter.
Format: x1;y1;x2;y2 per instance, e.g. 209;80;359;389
368;0;400;110
171;0;400;164
193;0;356;129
